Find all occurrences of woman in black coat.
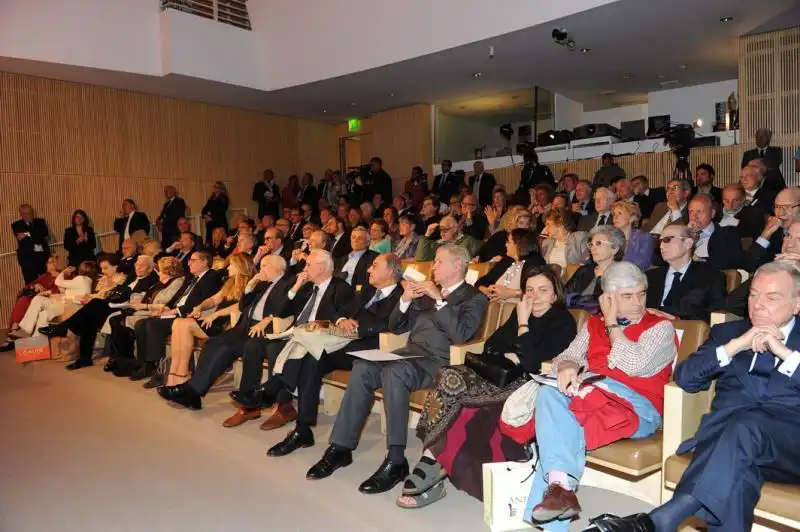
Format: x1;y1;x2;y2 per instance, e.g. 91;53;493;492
202;181;229;244
564;225;625;311
63;209;96;267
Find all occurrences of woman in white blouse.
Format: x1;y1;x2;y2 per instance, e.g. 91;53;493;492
475;229;546;302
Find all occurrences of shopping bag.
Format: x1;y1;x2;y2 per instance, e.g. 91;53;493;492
482;459;536;532
15;336;52;363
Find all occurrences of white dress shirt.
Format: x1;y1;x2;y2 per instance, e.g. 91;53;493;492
252;275;283;321
693;223;715;260
661;261;691;305
340;250;366;285
716;317;800;377
650;204;687;235
335;284;398;325
123;210;136;240
289;277;332;322
176;269;207;309
719;210;741;227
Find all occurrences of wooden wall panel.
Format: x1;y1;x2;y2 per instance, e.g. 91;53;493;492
370;104;434;195
0;72;335;324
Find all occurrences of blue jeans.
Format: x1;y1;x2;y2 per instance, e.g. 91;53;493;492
523;378;662;531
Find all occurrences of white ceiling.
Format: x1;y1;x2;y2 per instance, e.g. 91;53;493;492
2;0;799;123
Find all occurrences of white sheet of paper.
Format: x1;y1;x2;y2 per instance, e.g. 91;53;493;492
265;327;295;340
403;267;426;282
108;302;132;309
465;269;480;286
348;349;422;362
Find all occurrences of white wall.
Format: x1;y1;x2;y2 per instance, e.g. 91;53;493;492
648;80;738;135
582;103;648;129
435;113;555;162
554;93;585;131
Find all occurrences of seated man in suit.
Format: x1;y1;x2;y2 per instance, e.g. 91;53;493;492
416;196;442;237
589;261;800;532
741;164;777;216
130;251;222;381
117;238;140;283
335;226;378;287
460;193;489;241
577;187;615;231
253;227;292;267
305;244;488;493
642;179;691;234
691;163;722;205
745;186;800;271
171;231;197;272
325;216;351;260
240;253;403;457
631;175;665;219
289;229;330;275
719;183;765;240
226;250;353;429
570;180;595;217
645;223;726;323
687;194;745;270
416;215;480;262
158;255;295;411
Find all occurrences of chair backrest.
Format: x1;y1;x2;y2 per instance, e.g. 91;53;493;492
399;258;416;271
722;269;743;293
672;319;710;364
564;263;581;283
412;261;433;280
469;262;493;282
568;308;590;330
475;300;502;341
549;263;563;280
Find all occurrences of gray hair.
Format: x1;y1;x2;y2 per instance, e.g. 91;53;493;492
601;261;648;293
263;254;287;273
309;249;334;273
136;254;154;270
588;225;626;255
439;243;470;276
754;261;800;296
352;225;371;243
595;186;617;202
380;253;403;282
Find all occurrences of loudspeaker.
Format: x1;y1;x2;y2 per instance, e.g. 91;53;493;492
572;123;621;140
620;119;646;141
647;115;671;137
518;125;532;138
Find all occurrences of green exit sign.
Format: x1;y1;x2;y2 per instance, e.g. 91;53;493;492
348;119;361;132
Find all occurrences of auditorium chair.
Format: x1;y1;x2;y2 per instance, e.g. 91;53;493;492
721;269;743;294
564;263;581;283
467;262;493;284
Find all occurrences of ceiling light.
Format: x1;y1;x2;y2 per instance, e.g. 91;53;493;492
657;74;666;79
623;73;633;79
580;48;591;53
472;72;483;78
389;93;395;97
679;64;688;70
693;118;704;128
350;102;356;107
720;16;734;23
322;109;327;113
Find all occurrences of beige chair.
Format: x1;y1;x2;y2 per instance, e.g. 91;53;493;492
564;263;582;283
722;269;743;294
468;262;493;283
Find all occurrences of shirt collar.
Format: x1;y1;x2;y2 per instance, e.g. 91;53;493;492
780;317;796;344
349;249;366;259
700;223;715;237
444;280;465;295
193;269;208;282
272;246;283;255
315;276;332;294
378;284;398;298
667;260;692;277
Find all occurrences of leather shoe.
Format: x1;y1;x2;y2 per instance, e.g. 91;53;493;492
112;360;136;378
586;513;656;532
65;358;93;371
103;359;118;372
232;384;277;410
530;483;581;523
158;383;203;410
0;341;15;352
306;446;353;480
38;323;68;337
129;363;155;382
267;429;314;457
222;408;261;428
358;457;409;494
142;372;165;389
260;403;297;430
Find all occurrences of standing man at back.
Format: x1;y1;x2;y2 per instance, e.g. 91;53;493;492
12;203;50;283
469;161;496;208
253;169;280;218
742;128;784;192
156;185;186;250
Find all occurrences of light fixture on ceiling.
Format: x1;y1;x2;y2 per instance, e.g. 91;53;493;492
657;74;666;79
580;48;591;53
679;64;688;70
350;102;356;107
692;118;704;128
623;72;633;79
389;93;395;97
720;16;734;23
322;109;327;114
473;72;484;78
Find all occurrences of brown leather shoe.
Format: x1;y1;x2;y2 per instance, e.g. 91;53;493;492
260;403;297;430
530;483;581;523
222;408;261;428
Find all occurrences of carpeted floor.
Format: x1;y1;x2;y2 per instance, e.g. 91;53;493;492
0;349;652;532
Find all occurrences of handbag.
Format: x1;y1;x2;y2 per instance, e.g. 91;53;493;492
465;345;523;388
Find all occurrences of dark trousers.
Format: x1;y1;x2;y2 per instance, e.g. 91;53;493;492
676;409;800;531
329;356;440;451
65;299;114;363
105;314;136;361
18;252;48;284
134;316;175;363
239;338;286;392
189;325;251;396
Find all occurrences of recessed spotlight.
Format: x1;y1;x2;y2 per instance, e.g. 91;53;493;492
350;102;356;107
580;48;591;53
389;93;395;97
657;74;666;79
720;16;734;23
679;64;688;70
623;73;634;79
472;72;483;78
322;109;327;113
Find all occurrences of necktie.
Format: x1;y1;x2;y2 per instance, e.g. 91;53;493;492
751;352;776;377
366;290;383;309
759;148;765;157
250;281;272;321
296;286;319;324
597;214;607;226
662;272;682;306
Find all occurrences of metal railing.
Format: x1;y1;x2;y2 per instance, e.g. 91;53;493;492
160;0;252;30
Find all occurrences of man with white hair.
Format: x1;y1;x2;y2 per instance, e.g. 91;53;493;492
416;214;480;261
745;187;800;271
642;179;691;234
525;262;677;530
590;261;800;532
686;194;745;271
335;226;377;287
739;164;777;216
306;244;489;493
577;187;615;231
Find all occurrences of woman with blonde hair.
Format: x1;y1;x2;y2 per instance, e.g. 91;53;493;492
161;254;256;387
611;199;654;271
141;239;164;259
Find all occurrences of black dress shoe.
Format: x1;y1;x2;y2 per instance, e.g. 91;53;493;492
587;513;656;532
143;372;165;389
129;363;155;382
358;457;409;494
267;429;314;457
38;323;69;338
0;341;14;352
103;360;118;373
158;383;202;410
65;359;93;371
112;360;137;378
233;384;277;410
306;446;353;480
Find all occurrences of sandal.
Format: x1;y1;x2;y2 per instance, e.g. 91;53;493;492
402;456;447;496
168;372;189;385
396;481;447;509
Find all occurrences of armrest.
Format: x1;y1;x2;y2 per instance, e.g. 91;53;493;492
449;341;485;365
379;332;410;351
710;311;743;326
661;381;713;465
272;316;294;334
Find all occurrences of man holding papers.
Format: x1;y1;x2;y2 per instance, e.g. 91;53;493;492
305;244;489;494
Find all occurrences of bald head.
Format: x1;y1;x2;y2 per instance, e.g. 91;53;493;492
775;187;800;228
740;165;762;192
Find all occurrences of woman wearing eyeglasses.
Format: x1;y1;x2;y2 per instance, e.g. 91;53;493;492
564;226;626;311
611;200;654;271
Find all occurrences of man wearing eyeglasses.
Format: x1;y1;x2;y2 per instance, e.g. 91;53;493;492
745;187;800;271
642;179;691;234
645;223;726;323
460;193;488;240
415;215;480;262
687;194;745;271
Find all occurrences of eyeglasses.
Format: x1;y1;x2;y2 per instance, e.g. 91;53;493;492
439;226;455;232
462;202;476;207
659;236;687;244
666;185;684;191
775;203;800;212
587;240;611;248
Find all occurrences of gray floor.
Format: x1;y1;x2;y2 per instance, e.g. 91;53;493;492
0;353;653;532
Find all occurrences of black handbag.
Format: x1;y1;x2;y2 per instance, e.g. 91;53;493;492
464;343;523;388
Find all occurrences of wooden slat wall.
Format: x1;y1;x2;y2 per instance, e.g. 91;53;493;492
0;72;337;324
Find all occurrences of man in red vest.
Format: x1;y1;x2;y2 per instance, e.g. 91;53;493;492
524;261;678;531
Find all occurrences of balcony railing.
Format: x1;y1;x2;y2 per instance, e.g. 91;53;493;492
161;0;251;31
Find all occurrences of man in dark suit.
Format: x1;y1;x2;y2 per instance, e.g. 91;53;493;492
12;203;50;283
615;178;653;224
741;128;785;192
117;238;139;283
325;216;352;260
247;253;404;456
631;175;666;218
287;208;304;243
691;163;722;205
131;251;222;384
306;244;489;493
363;157;393;206
253;227;292;267
687;194;745;270
468;160;496;208
645;223;726;323
432;159;460;207
592;153;626;188
577;187;615;232
590;262;800;532
158;254;295;411
641;179;691;234
744;187;800;271
416;196;442;238
172;232;197;273
229;249;354;428
719;183;765;240
113;198;150;251
297;173;319;210
252;169;280;219
570;180;596;217
335;226;378;287
156;185;186;249
740;164;777;216
519;151;556;194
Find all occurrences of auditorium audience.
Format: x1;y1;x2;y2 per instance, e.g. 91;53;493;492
404;166;429;210
570;180;594;217
113;199;150;251
12;203;51;283
565;226;625;311
207;226;230;258
529;184;556;234
325;216;351;260
416;215;481;262
740;164;776;216
394;216;420;260
520;151;556;193
692;164;722;205
418;196;442;237
643;178;691;234
461;193;489;241
336;227;377;287
432;159;459;207
476;229;545;302
369;220;393;254
631;175;666;217
382;207;400;241
719;183;765;239
611;200;653;271
156;185;186;249
742;127;786;192
173;232;198;271
687;194;745;270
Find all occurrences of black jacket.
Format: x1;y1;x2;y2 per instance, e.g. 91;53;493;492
106;271;159;304
117;254;139;284
157;197;186;247
468;172;497;207
173;246;196;273
363;169;393;204
432;172;461;205
742;146;786;192
577;212;614;232
633;194;656;220
462;214;489;241
705;223;746;271
645;261;727;323
167;269;223;316
12;218;50;257
252;181;280;218
691;186;723;206
338;284;404;339
235;276;296;333
113;211;150;250
335;249;378;288
713;279;749;318
202;195;229;231
748;186;777;216
63;226;96;267
519;164;556;192
291;276;354;321
565;263;602;304
484;305;576;374
475;254;546;289
330;232;352;261
735;206;766;240
744;230;783;272
478;230;509;263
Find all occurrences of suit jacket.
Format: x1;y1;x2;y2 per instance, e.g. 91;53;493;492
478;230;509;262
388;283;489;362
297;185;319;208
744;230;783;272
166;269;223;316
334;249;378;288
519;164;556;192
475;254;546;289
235;276;295;334
691;186;723;206
577;211;614;232
157;197;186;246
633;194;656;220
337;284;404;339
705;223;746;271
63;226;96;267
330;232;352;261
292;276;354;321
742;146;786;192
462;214;489;241
113;211;150;250
173;247;196;273
641;203;689;233
748;185;777;216
12;218;50;258
252;181;280;218
106;271;159;303
432;172;461;205
735;206;767;240
713;279;749;318
468;172;497;207
645;261;726;322
287;223;304;242
117;254;139;283
674;319;800;455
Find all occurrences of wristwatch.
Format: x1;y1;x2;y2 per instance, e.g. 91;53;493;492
605;323;620;335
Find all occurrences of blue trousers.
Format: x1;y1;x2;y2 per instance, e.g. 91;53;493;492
524;379;662;531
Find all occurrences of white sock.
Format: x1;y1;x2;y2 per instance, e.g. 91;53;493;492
547;471;573;491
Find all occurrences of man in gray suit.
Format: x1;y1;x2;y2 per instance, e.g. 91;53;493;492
306;244;489;494
641;178;691;234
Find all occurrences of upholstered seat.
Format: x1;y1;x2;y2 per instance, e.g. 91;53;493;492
322;369;431;410
587;433;663;476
